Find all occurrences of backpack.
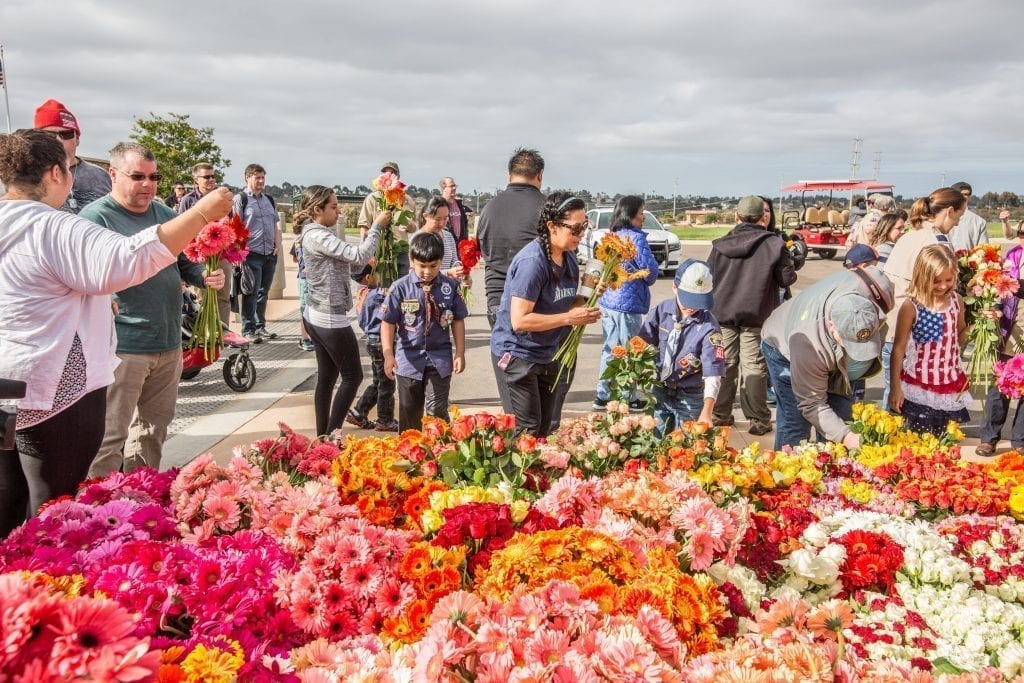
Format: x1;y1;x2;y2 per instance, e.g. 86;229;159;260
235;191;276;217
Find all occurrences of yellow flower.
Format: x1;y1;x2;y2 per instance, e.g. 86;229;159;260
180;641;244;683
510;499;530;524
1010;485;1024;520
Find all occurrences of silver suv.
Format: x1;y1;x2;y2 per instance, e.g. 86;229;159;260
578;208;682;277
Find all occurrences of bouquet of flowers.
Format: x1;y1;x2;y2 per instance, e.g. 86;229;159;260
995;354;1024;399
552;232;648;385
959;244;1019;390
600;334;661;409
371;171;414;287
183;214;249;360
456;237;481;303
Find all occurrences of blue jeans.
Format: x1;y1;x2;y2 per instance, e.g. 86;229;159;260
762;341;853;450
652;384;704;438
241;252;277;334
595;310;643;401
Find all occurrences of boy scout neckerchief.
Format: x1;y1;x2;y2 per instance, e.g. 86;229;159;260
415;280;440;334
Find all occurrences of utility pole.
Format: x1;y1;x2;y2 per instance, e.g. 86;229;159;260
872;151;882;180
940;171;946;186
850;138;863;179
673;178;678;218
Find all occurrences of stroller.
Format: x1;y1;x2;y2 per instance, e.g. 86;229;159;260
180;289;257;392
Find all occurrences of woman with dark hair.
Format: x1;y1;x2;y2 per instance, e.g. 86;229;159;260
592;195;659;410
296;185;387;436
418;195;464;279
490;191;602;435
0;129;233;534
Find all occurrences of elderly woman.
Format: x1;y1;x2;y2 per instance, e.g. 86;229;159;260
490;191;603;436
0;129;233;534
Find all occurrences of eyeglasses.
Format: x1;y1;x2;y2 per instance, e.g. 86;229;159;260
114;168;162;183
557;220;589;236
47;129;77;140
195;174;215;180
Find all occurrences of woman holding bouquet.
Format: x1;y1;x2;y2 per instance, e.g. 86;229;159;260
591;195;659;411
296;185;387;436
0;129;233;534
490;192;602;436
978;219;1024;455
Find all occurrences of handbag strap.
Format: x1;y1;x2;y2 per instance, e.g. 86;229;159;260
850;267;890;312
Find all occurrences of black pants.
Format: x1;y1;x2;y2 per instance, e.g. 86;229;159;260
396;366;452;432
491;353;572;437
305;322;363;436
0;387;106;536
354;336;395;422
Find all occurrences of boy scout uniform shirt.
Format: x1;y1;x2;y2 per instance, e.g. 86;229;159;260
358;287;386;337
639;300;725;390
381;273;468;379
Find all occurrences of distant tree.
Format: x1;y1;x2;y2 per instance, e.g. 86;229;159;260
130;113;230;197
999;191;1021;208
355;184;371;195
981;191;1000;208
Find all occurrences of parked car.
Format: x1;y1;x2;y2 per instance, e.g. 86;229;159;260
578;208;682;277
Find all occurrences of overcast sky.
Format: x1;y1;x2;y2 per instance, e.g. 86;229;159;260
2;0;1022;200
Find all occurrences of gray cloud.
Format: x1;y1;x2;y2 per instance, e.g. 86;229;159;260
2;0;1022;198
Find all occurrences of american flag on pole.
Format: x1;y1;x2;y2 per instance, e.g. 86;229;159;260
0;57;5;87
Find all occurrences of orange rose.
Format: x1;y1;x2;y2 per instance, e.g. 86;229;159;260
628;336;648;354
450;416;475;441
494;413;516;433
611;345;628;359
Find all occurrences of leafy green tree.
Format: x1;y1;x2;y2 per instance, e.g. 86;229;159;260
130;113;230;196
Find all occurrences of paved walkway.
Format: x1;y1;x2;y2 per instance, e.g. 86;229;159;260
161;235;996;470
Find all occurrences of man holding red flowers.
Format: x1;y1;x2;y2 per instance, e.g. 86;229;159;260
84;142;225;478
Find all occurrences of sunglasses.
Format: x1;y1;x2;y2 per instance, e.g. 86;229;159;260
114;167;162;183
195;174;216;180
48;129;77;140
557;220;589;236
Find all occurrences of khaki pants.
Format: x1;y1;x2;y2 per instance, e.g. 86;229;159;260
88;349;182;478
713;325;771;424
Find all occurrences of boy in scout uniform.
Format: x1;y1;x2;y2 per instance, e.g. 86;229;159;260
381;232;468;431
638;259;726;436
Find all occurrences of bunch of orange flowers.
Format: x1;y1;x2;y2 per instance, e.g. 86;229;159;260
382;542;467;644
330;435;447;530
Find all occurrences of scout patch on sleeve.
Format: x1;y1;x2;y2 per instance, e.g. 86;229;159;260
709;332;724;347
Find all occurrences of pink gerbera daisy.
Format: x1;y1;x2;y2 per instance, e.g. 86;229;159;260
197;221;235;254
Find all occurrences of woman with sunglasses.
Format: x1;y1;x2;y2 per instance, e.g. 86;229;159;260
0;129;234;534
490;191;602;436
977;218;1024;456
591;195;659;411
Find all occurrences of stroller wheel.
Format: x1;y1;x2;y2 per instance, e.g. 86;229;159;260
223;353;256;392
180;367;202;381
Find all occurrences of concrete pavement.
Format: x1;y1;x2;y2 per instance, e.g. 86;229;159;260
161;234;997;469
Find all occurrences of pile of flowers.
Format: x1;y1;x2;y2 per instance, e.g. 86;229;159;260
9;404;1024;680
182;213;249;361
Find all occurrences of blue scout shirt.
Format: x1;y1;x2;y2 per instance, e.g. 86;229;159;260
358;287;386;337
381;273;468;379
639;299;725;390
490;240;580;365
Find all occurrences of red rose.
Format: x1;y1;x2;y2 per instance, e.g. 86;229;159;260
450;416;475;441
491;436;506;453
473;413;495;431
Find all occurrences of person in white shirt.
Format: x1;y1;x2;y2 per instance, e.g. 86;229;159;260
0;129;232;534
948;181;990;252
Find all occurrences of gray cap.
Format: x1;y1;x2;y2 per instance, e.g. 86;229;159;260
830;293;884;361
736;195;765;218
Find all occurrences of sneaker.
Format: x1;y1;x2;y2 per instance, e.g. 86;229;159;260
257;327;278;340
976;442;997;457
592;398;609;412
712;415;734;427
345;410;374;430
767;387;777;406
628;400;646;413
374;419;399;432
299;339;315;352
749;419;773;436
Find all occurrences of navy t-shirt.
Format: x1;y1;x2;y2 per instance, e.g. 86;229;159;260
490;239;580;364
